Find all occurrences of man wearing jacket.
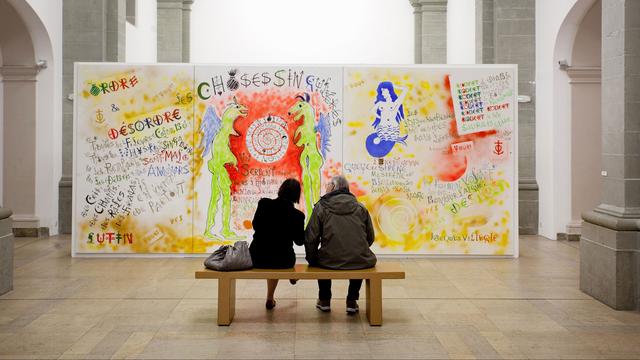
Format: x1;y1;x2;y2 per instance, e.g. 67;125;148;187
304;175;377;314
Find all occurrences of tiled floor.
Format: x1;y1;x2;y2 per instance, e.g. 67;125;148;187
1;235;639;359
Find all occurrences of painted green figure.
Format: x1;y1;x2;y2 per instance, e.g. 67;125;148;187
288;93;324;221
200;97;248;241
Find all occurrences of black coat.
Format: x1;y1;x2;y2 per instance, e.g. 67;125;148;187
249;197;305;268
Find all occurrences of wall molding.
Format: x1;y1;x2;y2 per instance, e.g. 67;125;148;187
583;207;640;232
10;214;40;230
567;66;601;84
59;176;73;187
409;0;448;13
157;0;183;10
0;65;40;82
581;236;639;253
518;178;539;191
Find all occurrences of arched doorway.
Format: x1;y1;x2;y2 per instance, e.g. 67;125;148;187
0;0;57;236
566;1;601;239
547;0;601;240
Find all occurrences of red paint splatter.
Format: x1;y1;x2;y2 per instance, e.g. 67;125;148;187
349;181;367;197
435;153;468;182
218;89;305;195
209;89;331;198
444;75;451;91
321;159;343;182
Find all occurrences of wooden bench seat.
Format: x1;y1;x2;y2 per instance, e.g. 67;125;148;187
195;262;405;326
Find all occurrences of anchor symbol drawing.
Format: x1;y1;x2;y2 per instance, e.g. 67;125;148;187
95;109;105;123
493;140;504;155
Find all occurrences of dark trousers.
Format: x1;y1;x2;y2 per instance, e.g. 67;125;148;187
318;279;363;301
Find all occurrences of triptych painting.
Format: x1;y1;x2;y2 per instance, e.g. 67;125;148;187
74;64;517;256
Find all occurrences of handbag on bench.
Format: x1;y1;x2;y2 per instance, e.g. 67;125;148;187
204;241;253;271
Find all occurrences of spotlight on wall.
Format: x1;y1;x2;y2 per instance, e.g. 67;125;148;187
35;59;48;70
558;59;569;71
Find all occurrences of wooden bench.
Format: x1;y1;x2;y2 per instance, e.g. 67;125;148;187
195;262;405;326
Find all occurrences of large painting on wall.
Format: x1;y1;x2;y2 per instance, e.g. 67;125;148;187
73;64;517;256
74;64;195;254
192;66;343;253
343;66;517;255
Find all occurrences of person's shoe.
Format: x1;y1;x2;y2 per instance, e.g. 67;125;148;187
316;299;331;312
265;299;276;310
289;279;298;285
346;300;359;315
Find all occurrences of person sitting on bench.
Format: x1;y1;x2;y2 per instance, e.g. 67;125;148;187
249;178;305;310
304;175;377;314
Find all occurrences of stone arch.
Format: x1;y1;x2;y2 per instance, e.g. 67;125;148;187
549;0;600;239
0;0;56;236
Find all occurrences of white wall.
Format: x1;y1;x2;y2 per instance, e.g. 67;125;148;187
447;0;476;64
535;0;596;239
126;0;157;63
569;1;601;231
12;0;62;234
191;0;414;64
536;0;574;240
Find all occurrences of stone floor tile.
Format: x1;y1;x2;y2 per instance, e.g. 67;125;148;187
0;235;638;359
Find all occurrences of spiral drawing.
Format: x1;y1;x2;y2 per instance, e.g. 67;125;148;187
245;115;289;163
375;196;418;240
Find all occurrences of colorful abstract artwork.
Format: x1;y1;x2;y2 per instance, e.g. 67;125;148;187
74;64;516;256
74;64;195;254
192;66;343;252
343;66;516;255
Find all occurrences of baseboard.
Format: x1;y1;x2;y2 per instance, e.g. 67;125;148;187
557;232;581;241
13;227;49;238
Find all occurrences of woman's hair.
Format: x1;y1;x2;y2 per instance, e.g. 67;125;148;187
374;81;405;128
277;178;301;204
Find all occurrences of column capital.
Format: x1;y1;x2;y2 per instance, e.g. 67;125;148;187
59;176;73;187
409;0;447;12
157;0;183;10
518;178;539;190
0;65;40;82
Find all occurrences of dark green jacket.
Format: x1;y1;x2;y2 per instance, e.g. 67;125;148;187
304;189;377;270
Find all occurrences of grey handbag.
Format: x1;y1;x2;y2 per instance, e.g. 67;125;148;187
204;241;253;271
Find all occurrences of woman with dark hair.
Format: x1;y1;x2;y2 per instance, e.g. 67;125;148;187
249;178;305;309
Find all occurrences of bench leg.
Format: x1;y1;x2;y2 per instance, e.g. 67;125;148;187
365;278;382;326
217;278;236;326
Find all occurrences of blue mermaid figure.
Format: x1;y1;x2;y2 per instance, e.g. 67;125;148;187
365;81;409;158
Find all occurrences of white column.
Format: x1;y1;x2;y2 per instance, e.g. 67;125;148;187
0;65;40;232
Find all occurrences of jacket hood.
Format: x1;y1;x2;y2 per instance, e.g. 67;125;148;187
319;189;359;215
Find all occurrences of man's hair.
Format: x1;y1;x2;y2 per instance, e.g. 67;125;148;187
330;175;350;191
277;178;301;203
